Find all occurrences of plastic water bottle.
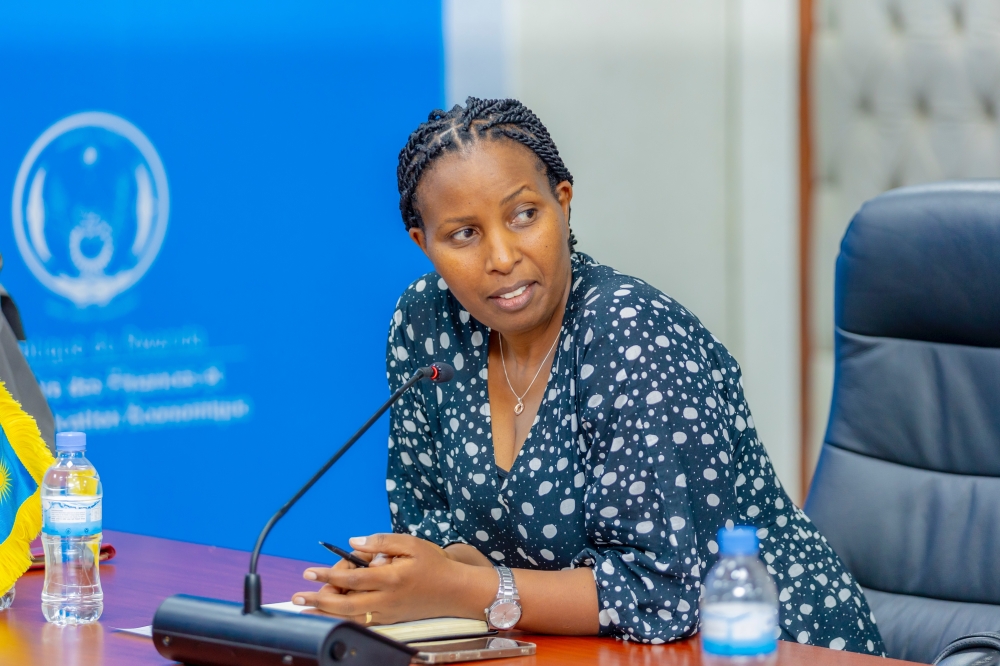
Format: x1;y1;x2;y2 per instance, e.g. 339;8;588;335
700;526;779;665
41;432;103;625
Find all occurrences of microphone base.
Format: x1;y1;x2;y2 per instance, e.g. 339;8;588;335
153;595;416;666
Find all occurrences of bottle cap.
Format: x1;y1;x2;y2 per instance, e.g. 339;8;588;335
55;431;86;452
718;526;759;555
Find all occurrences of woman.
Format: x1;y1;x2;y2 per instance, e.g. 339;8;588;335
293;98;885;654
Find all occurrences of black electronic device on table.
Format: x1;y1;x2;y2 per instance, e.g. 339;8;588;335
152;363;455;666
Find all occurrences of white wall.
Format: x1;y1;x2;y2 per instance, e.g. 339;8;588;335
443;0;510;105
444;0;801;501
733;0;801;501
511;2;732;344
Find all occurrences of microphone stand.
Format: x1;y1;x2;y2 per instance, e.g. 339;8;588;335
244;364;441;613
152;363;453;666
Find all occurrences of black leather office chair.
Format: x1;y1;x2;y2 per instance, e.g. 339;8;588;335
804;181;1000;664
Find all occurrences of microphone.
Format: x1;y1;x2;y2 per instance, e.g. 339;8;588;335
152;363;455;666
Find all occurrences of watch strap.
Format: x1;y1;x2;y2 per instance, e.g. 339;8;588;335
495;565;519;600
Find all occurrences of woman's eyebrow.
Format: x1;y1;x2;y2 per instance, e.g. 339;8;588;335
442;214;477;225
500;185;531;206
439;215;476;233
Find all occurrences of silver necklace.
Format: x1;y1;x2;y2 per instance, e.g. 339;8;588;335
498;330;560;416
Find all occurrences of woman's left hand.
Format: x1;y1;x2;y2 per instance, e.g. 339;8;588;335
292;533;493;625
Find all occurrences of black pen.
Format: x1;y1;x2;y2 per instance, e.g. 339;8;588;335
319;541;369;568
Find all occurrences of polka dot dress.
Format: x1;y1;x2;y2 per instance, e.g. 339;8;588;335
386;253;885;654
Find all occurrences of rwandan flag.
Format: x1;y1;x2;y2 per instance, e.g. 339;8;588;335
0;380;53;596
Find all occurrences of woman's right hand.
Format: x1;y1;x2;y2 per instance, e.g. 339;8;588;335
306;543;482;600
308;550;394;595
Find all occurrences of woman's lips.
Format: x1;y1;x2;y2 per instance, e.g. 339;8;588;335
490;282;536;311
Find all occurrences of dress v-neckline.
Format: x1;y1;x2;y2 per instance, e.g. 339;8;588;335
484;325;566;482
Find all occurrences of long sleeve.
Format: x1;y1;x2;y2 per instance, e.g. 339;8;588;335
385;289;468;547
569;284;754;643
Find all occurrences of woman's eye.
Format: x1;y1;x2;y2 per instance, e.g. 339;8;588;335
451;228;476;242
514;209;537;224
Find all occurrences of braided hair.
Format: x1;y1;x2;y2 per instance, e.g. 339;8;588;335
397;97;577;250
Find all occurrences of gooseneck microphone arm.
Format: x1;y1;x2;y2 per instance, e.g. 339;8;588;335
243;362;455;614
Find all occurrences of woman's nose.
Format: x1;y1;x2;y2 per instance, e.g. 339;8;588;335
486;230;521;274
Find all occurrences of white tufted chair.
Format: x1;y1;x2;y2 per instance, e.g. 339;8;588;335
811;0;1000;660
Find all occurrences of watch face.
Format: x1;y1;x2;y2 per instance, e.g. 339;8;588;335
489;600;522;630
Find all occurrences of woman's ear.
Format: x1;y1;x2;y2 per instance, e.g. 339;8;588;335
408;226;429;254
556;181;573;225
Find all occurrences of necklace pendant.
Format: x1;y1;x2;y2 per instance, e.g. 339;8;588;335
514;401;524;416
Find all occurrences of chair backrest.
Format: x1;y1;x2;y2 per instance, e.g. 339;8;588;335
804;181;1000;663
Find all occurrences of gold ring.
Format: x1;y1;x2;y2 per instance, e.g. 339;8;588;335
366;611;372;625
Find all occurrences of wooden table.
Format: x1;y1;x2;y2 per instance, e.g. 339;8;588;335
0;530;915;665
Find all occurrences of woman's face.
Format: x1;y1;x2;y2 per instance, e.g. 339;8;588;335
408;139;574;336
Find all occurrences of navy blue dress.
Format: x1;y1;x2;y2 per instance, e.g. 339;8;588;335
385;253;885;654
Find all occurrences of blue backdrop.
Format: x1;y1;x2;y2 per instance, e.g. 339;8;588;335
0;1;440;562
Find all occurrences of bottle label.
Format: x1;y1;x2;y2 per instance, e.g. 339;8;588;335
42;497;102;537
701;602;778;656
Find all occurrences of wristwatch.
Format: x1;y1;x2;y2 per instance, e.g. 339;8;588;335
485;565;522;630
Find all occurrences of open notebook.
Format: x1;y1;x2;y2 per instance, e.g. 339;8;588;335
118;602;492;643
